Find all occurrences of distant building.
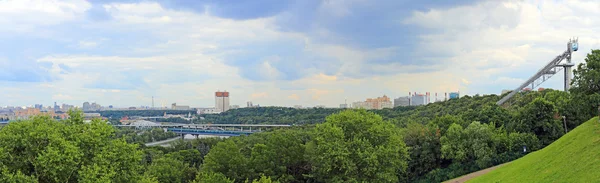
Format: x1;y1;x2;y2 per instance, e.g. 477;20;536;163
197;108;220;114
449;92;460;99
53;102;59;111
34;104;43;110
61;104;74;112
339;104;349;108
352;95;393;110
394;97;411;107
293;105;303;109
171;103;190;110
314;105;326;108
247;101;254;108
91;102;101;111
411;95;427;106
83;102;90;111
230;105;240;109
8;108;68;121
215;91;230;113
83;113;102;120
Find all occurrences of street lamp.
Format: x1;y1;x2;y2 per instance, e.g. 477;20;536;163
562;116;568;134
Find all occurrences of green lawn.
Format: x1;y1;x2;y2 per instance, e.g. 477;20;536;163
470;117;600;183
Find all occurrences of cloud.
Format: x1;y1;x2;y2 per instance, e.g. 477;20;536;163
461;79;471;85
251;92;269;99
3;0;600;107
78;41;98;48
404;0;600;95
52;94;74;101
0;0;91;32
287;94;300;100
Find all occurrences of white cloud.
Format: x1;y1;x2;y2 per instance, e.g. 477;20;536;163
78;41;98;48
288;94;300;100
404;0;600;95
0;0;91;32
6;0;600;107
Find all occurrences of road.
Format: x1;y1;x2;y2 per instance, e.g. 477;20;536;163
144;137;182;147
443;163;508;183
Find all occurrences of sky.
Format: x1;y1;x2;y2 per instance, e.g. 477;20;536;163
1;0;600;108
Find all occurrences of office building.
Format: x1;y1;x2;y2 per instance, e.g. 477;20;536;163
197;108;219;114
352;95;393;110
247;101;253;108
171;103;190;110
449;92;460;99
83;102;90;111
394;96;411;107
215;91;230;113
411;94;427;106
61;104;74;111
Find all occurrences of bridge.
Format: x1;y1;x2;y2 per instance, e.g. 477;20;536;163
497;38;579;105
114;123;293;137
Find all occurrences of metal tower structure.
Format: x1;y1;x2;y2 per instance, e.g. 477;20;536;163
497;38;578;105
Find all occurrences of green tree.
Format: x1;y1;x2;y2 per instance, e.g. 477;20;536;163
191;172;234;183
514;98;564;145
441;122;496;169
307;110;409;183
572;49;600;95
403;122;442;181
250;175;279;183
202;140;249;182
144;157;187;183
0;110;144;183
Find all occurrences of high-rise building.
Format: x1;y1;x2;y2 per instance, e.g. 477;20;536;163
411;94;427;106
352;95;393;110
247;101;253;108
61;104;74;111
215;91;230;113
83;102;91;111
449;92;460;99
339;104;349;108
394;97;411;107
34;104;43;110
53;102;59;111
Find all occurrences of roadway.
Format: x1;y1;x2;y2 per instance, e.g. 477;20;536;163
144;137;182;147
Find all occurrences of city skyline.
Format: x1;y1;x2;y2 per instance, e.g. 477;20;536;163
2;0;600;107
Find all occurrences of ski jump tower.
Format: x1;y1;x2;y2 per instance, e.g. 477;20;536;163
497;38;579;105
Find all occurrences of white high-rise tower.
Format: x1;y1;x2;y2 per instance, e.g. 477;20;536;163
215;91;230;113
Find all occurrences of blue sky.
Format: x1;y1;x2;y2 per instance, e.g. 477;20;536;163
1;0;600;108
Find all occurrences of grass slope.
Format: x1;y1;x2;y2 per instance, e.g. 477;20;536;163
470;117;600;183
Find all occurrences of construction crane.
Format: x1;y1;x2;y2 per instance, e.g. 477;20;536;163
497;38;579;105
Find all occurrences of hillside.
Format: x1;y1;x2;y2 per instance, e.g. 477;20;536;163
469;117;600;182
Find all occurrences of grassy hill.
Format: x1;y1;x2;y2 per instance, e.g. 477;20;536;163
469;117;600;182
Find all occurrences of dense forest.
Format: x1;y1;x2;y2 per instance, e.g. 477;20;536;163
0;50;599;182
